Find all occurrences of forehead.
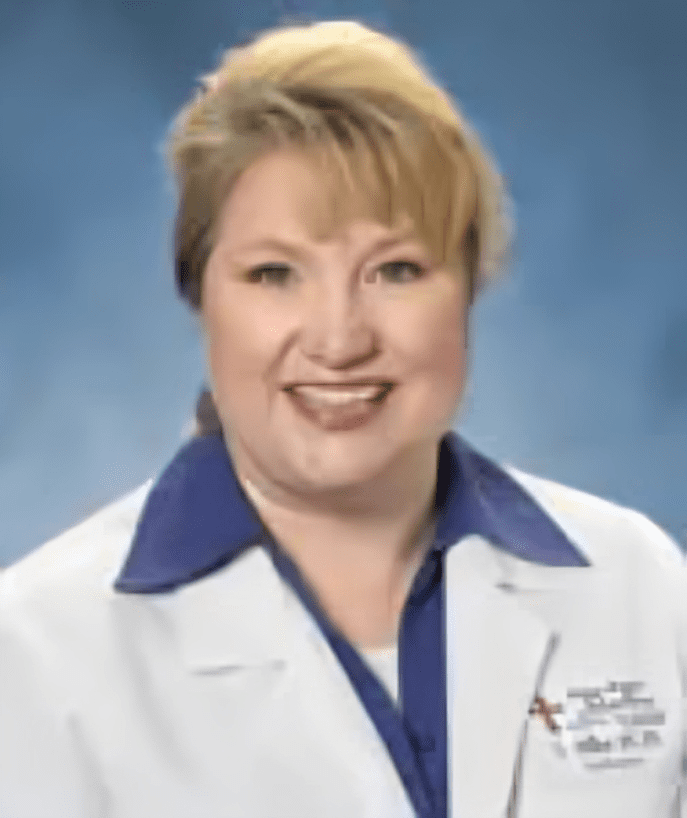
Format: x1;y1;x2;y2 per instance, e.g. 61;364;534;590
215;146;415;249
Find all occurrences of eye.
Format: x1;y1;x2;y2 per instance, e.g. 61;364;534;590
377;260;426;283
246;265;292;286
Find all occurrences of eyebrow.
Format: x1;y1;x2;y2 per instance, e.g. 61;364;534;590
231;229;421;262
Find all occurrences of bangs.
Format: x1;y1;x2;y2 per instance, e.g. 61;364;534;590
299;120;478;270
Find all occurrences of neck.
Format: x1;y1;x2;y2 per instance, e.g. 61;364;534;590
234;441;440;603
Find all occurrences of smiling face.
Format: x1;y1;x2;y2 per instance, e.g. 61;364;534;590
201;146;470;508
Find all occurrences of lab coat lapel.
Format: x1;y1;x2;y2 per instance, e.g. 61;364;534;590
446;536;557;818
173;546;292;672
170;546;416;817
167;535;562;818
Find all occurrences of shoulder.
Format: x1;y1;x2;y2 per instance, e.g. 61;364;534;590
0;481;153;625
505;464;684;575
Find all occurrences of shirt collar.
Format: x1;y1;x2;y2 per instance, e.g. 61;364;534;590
114;431;588;594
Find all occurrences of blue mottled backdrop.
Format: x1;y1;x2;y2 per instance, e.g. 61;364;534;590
1;0;685;565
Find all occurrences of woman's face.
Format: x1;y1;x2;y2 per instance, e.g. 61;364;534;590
202;147;469;500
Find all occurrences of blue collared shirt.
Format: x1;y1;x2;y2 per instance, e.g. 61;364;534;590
115;431;588;818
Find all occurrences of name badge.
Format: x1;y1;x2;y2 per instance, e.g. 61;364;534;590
534;680;666;772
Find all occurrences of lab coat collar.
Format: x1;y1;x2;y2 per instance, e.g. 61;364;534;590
114;431;588;594
110;434;591;817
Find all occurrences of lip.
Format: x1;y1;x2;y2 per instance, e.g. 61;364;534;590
284;384;394;431
284;380;394;385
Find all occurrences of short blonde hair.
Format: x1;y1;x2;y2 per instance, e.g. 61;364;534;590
165;18;512;310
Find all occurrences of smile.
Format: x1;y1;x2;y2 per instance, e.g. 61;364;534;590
284;383;394;431
288;383;392;407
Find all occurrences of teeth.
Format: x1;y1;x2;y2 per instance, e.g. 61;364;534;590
290;384;388;406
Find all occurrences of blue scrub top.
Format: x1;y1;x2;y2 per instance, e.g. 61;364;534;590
115;431;587;818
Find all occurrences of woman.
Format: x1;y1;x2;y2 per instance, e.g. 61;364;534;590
0;18;684;818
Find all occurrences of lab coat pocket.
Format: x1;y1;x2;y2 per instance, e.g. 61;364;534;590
517;686;682;818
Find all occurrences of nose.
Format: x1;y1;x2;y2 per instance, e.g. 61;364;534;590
298;278;379;370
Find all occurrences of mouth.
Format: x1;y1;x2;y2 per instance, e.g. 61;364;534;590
284;382;393;405
282;383;395;431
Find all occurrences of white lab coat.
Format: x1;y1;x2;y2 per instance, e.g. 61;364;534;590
0;466;685;818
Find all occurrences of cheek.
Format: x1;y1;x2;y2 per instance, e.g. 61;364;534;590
203;295;292;425
206;320;271;399
389;286;469;425
423;316;467;400
204;272;262;367
393;287;467;379
203;292;265;402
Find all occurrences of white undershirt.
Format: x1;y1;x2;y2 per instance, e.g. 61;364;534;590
359;643;400;703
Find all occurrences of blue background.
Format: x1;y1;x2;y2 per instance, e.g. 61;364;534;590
1;0;685;566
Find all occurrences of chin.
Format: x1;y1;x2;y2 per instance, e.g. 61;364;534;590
279;434;412;493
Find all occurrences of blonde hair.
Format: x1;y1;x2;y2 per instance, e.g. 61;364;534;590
165;18;512;310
